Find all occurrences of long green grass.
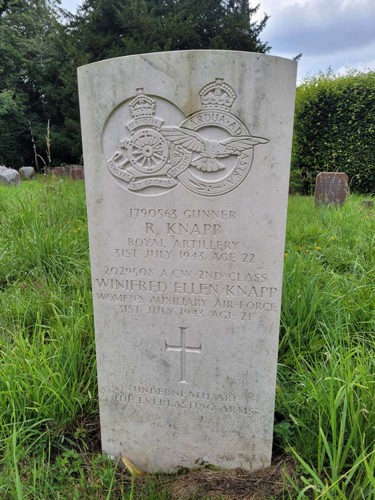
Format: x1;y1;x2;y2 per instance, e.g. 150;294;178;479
277;196;375;498
0;179;374;498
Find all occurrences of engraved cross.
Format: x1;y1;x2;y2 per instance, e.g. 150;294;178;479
165;327;201;384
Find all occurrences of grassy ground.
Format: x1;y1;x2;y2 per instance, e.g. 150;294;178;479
0;177;374;499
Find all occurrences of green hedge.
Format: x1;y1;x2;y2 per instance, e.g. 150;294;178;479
291;70;375;194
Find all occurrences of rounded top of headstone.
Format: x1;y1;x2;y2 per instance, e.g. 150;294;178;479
316;172;349;182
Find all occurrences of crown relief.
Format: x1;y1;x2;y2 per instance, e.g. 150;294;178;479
199;78;237;111
129;79;237;118
129;88;156;118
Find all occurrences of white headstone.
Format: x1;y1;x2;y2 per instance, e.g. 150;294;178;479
19;166;35;180
78;50;297;472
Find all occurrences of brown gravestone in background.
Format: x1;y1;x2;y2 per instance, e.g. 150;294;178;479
70;167;85;180
53;166;67;176
314;172;349;206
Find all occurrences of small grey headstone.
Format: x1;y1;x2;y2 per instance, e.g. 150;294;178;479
314;172;349;206
0;166;21;186
19;166;35;180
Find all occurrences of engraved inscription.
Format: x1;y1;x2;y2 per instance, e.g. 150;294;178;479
95;272;279;320
106;384;260;418
93;207;279;322
104;78;269;196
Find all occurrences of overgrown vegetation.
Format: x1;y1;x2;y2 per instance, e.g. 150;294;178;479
291;70;375;195
0;179;373;497
278;196;375;497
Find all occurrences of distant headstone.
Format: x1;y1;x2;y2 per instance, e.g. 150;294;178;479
53;166;67;176
19;166;35;180
314;172;349;206
0;166;20;186
78;51;297;472
70;166;85;180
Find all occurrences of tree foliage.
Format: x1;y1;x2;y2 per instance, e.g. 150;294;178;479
0;0;70;166
0;0;269;167
71;0;269;59
292;70;375;194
